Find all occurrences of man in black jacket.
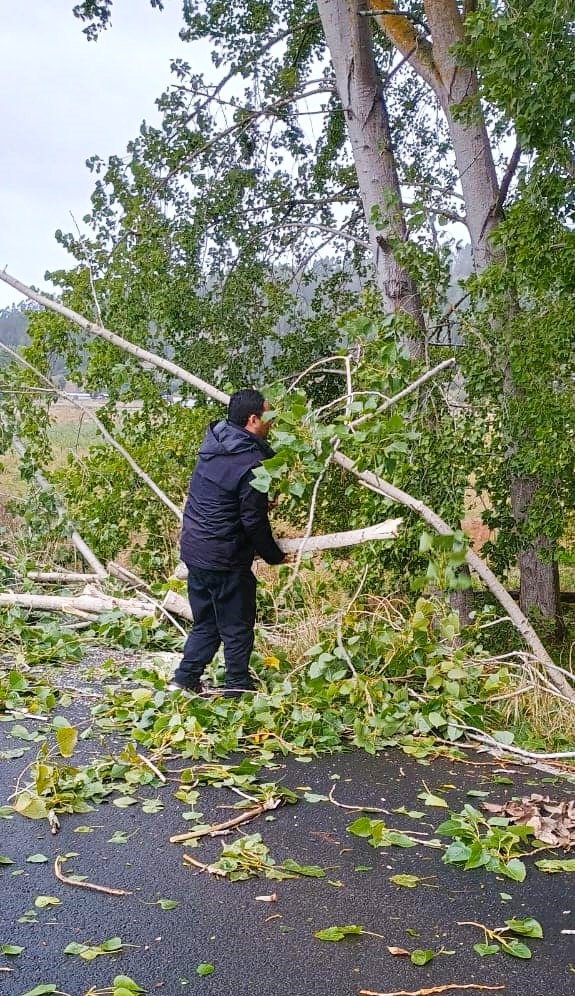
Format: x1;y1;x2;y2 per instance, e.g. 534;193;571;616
169;389;285;698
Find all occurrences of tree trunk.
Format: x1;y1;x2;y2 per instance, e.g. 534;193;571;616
510;476;563;631
316;0;427;359
374;0;562;627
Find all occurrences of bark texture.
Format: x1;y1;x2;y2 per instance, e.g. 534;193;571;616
373;0;561;625
317;0;426;359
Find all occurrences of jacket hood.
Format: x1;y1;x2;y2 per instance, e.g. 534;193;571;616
198;420;274;462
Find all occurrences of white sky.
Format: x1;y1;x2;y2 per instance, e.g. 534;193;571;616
0;0;206;308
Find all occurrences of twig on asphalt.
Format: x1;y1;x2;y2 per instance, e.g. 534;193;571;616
328;784;391;814
54;855;132;896
170;798;280;843
359;983;505;996
182;854;226;875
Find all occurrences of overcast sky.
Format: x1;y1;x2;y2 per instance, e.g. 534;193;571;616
0;0;207;308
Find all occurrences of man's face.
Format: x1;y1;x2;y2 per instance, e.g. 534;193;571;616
246;400;272;438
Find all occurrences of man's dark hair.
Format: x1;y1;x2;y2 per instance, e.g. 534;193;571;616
228;389;266;427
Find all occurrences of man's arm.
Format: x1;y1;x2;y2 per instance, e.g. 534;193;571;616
238;470;285;565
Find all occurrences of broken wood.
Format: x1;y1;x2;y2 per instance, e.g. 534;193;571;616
27;571;103;583
171;519;403;588
182;854;226;875
0;268;228;405
54;855;132;896
169;798;280;843
0;588;151;619
136;753;166;783
277;519;402;553
161;589;193;621
334;449;575;702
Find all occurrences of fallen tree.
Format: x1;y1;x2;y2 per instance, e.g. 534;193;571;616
0;269;573;701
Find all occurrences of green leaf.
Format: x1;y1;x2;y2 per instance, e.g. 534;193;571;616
417;791;448;808
505;917;543;939
113;796;138;808
492;730;514;745
410;948;436;965
0;855;14;865
26;853;48;863
101;937;124;951
64;942;89;956
303;792;328;803
347;817;374;838
19;987;57;996
34;896;61;908
474;942;500;956
419;531;434;553
314;925;364;942
108;831;131;844
535;858;575;873
500;938;532;959
55;725;78;758
112;978;144;993
196;963;215;976
0;944;24;955
501;858;526;882
141;799;164;814
157;899;179;910
280;859;325;878
13;794;48;820
389;874;421;888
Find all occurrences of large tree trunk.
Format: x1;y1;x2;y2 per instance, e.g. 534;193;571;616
510;477;563;631
316;0;427;360
373;0;562;627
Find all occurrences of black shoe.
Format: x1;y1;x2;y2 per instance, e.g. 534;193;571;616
222;686;256;699
166;680;203;698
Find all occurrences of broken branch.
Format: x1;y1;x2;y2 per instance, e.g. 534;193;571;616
359;985;505;996
54;855;132;896
0;589;151;619
170;798;280;843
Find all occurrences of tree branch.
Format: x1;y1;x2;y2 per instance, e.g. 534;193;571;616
332;450;575;701
0;270;228;405
367;0;442;95
0;341;183;522
350;357;456;427
495;142;521;213
4;267;568;697
259;220;370;250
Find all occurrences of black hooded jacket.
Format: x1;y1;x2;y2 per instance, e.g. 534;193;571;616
180;420;285;571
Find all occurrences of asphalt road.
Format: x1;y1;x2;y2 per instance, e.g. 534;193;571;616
1;669;574;996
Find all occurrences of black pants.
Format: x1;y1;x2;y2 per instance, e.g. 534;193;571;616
174;567;257;690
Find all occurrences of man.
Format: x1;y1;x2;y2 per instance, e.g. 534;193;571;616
169;389;285;698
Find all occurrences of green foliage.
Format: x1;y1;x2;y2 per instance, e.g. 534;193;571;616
200;832;325;881
464;915;543;960
436;804;533;881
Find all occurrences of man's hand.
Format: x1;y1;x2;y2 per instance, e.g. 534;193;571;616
281;551;298;565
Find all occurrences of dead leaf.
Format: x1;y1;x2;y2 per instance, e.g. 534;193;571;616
387;945;410;956
255;893;277;902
